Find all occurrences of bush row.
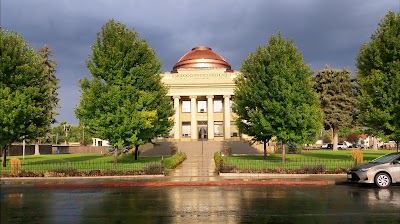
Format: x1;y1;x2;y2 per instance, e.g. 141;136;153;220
214;152;349;174
220;163;347;174
1;169;156;177
164;152;187;170
214;151;222;173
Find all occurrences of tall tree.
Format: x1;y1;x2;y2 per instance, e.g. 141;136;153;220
356;11;400;152
233;33;322;161
0;29;56;166
313;65;357;151
75;20;173;161
38;45;59;123
28;45;61;155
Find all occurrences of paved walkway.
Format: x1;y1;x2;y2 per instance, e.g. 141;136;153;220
168;141;221;181
141;140;263;179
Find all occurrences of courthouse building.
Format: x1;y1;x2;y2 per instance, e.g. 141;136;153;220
162;46;241;141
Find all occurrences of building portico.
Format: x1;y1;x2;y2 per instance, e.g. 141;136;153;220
169;94;234;141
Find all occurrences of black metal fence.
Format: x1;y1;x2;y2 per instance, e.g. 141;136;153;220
1;160;164;177
219;158;367;173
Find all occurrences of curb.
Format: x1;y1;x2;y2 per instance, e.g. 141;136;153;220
34;180;333;188
219;173;346;178
0;175;165;180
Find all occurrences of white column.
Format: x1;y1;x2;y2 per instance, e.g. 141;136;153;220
173;96;180;140
190;95;197;140
224;95;231;140
207;95;214;140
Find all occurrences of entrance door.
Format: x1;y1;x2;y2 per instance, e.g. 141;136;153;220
198;126;207;140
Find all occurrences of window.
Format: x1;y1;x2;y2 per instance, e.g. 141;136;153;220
182;122;191;137
231;121;239;137
198;101;207;113
182;101;190;113
214;100;223;112
214;121;223;137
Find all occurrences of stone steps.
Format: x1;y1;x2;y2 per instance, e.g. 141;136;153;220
141;140;262;177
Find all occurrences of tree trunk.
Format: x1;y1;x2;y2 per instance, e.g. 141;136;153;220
282;143;286;165
333;128;338;151
23;139;26;159
372;137;378;150
2;146;8;167
263;140;267;160
34;140;40;155
113;147;118;165
134;145;139;161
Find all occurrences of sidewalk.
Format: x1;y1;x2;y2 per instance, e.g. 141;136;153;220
1;173;348;187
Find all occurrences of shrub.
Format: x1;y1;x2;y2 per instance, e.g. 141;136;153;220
170;145;178;156
220;163;237;173
46;166;78;177
300;164;326;174
288;142;299;153
51;166;78;174
10;158;21;174
223;146;232;156
106;146;132;156
164;152;187;169
144;163;163;175
214;152;222;173
351;149;363;165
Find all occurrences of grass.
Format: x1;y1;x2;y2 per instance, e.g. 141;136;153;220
221;149;396;172
0;154;169;173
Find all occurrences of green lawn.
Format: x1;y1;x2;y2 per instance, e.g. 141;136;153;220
222;149;396;172
1;154;167;173
3;153;162;163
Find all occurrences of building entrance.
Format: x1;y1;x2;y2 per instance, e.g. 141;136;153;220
198;126;207;141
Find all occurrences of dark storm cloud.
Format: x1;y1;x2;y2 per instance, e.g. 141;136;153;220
2;0;399;124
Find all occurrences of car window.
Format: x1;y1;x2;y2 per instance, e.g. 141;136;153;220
371;154;400;164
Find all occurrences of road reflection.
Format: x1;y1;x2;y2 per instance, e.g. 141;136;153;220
1;185;400;223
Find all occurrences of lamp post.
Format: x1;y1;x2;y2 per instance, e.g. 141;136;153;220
201;128;205;156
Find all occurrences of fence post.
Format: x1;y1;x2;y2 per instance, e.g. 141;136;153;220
161;156;165;175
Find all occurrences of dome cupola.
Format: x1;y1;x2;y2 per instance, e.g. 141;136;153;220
172;46;232;72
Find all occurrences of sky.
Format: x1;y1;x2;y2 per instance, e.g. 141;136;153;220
2;0;399;125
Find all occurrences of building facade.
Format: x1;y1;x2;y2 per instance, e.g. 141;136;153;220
162;46;241;141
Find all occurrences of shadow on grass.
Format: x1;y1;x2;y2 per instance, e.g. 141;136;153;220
224;150;393;163
9;154;165;165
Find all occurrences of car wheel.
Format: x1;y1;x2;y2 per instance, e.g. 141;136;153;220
374;173;391;188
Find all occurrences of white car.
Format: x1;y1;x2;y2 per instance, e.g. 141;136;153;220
338;143;348;149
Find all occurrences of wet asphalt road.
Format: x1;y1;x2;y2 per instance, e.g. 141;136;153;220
1;184;399;224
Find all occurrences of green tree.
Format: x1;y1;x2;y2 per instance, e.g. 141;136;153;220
75;20;173;161
233;33;322;161
38;45;59;123
356;11;400;152
47;122;92;145
0;29;56;166
313;65;357;151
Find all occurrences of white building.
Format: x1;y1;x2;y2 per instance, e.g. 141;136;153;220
162;46;242;141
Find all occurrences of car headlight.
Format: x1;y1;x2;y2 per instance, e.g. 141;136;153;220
359;168;370;172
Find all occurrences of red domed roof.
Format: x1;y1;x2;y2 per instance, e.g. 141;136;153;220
172;46;232;72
